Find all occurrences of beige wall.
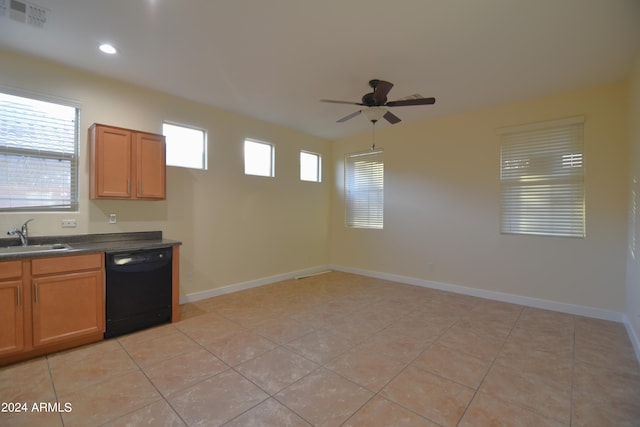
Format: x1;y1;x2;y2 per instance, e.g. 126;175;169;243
0;48;633;317
330;81;629;313
0;49;332;298
626;52;640;348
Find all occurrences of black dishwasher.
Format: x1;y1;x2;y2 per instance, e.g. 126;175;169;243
105;247;172;339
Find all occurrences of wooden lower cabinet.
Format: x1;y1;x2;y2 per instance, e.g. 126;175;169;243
0;260;24;357
0;253;105;366
0;281;24;356
32;270;103;347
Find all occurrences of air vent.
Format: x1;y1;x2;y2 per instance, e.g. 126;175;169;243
0;0;48;28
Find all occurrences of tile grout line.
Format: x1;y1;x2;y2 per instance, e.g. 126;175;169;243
171;319;315;426
167;323;280;425
453;305;524;426
9;273;638;426
109;333;191;427
219;298;433;425
336;296;491;425
569;315;576;427
337;304;471;426
44;355;65;427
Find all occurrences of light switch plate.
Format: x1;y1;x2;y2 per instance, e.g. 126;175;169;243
61;219;76;228
109;213;117;224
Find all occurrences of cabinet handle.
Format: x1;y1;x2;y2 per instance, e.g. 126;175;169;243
34;283;39;303
138;179;142;195
127;179;131;194
16;286;20;306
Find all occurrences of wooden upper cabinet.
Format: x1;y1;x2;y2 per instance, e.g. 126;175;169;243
91;125;132;198
90;123;166;200
135;132;166;199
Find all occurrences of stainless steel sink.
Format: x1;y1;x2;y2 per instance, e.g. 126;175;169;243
0;243;72;255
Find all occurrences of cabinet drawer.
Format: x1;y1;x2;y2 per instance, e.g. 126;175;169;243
0;260;22;280
32;253;103;276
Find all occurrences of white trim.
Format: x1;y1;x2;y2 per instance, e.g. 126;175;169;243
624;315;640;364
162;121;208;170
0;84;82;109
180;265;330;304
346;148;384;158
329;264;624;322
179;263;639;365
183;263;626;321
496;115;585;135
244;138;275;177
295;269;332;280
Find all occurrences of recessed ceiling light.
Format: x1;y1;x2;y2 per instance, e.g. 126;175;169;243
99;43;117;55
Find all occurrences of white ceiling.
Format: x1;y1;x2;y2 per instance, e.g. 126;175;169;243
1;0;639;139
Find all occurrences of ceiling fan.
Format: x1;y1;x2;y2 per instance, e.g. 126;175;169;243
321;79;436;124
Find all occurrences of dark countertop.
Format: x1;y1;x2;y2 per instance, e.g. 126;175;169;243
0;231;182;260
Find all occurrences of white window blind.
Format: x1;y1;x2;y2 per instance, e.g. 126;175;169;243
499;117;584;237
0;92;79;211
345;149;384;229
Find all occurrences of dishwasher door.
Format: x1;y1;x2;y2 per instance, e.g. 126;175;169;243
105;247;172;338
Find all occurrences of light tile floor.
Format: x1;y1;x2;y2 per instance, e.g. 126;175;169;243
1;271;639;426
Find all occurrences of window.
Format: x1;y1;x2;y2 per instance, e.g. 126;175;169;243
162;122;207;169
0;91;79;211
244;139;274;177
300;150;321;182
499;117;584;237
345;149;384;228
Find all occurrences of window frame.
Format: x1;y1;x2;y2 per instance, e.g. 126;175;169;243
498;116;585;238
344;149;384;229
162;121;207;170
300;150;322;182
0;89;80;212
244;138;275;177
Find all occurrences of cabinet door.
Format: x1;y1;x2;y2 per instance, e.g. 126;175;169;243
94;125;132;198
32;271;104;348
135;132;166;199
0;280;24;356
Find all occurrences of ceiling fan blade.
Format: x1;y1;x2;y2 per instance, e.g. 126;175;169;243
372;80;393;105
383;110;401;124
386;97;436;107
321;99;364;106
337;110;362;123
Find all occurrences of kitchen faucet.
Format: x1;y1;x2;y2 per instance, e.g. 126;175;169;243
7;219;34;246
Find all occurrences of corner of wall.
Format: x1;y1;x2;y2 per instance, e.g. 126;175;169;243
625;50;640;362
624;315;640;364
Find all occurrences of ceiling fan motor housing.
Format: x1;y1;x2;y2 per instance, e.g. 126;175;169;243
362;92;384;106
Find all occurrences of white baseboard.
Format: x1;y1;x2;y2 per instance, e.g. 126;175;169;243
329;264;625;322
341;264;638;365
624;316;640;364
179;263;639;365
180;265;330;304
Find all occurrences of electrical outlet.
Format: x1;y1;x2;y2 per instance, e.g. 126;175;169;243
61;219;76;228
109;213;117;224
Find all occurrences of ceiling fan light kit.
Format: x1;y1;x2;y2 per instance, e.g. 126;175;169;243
321;79;436;125
362;106;386;123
